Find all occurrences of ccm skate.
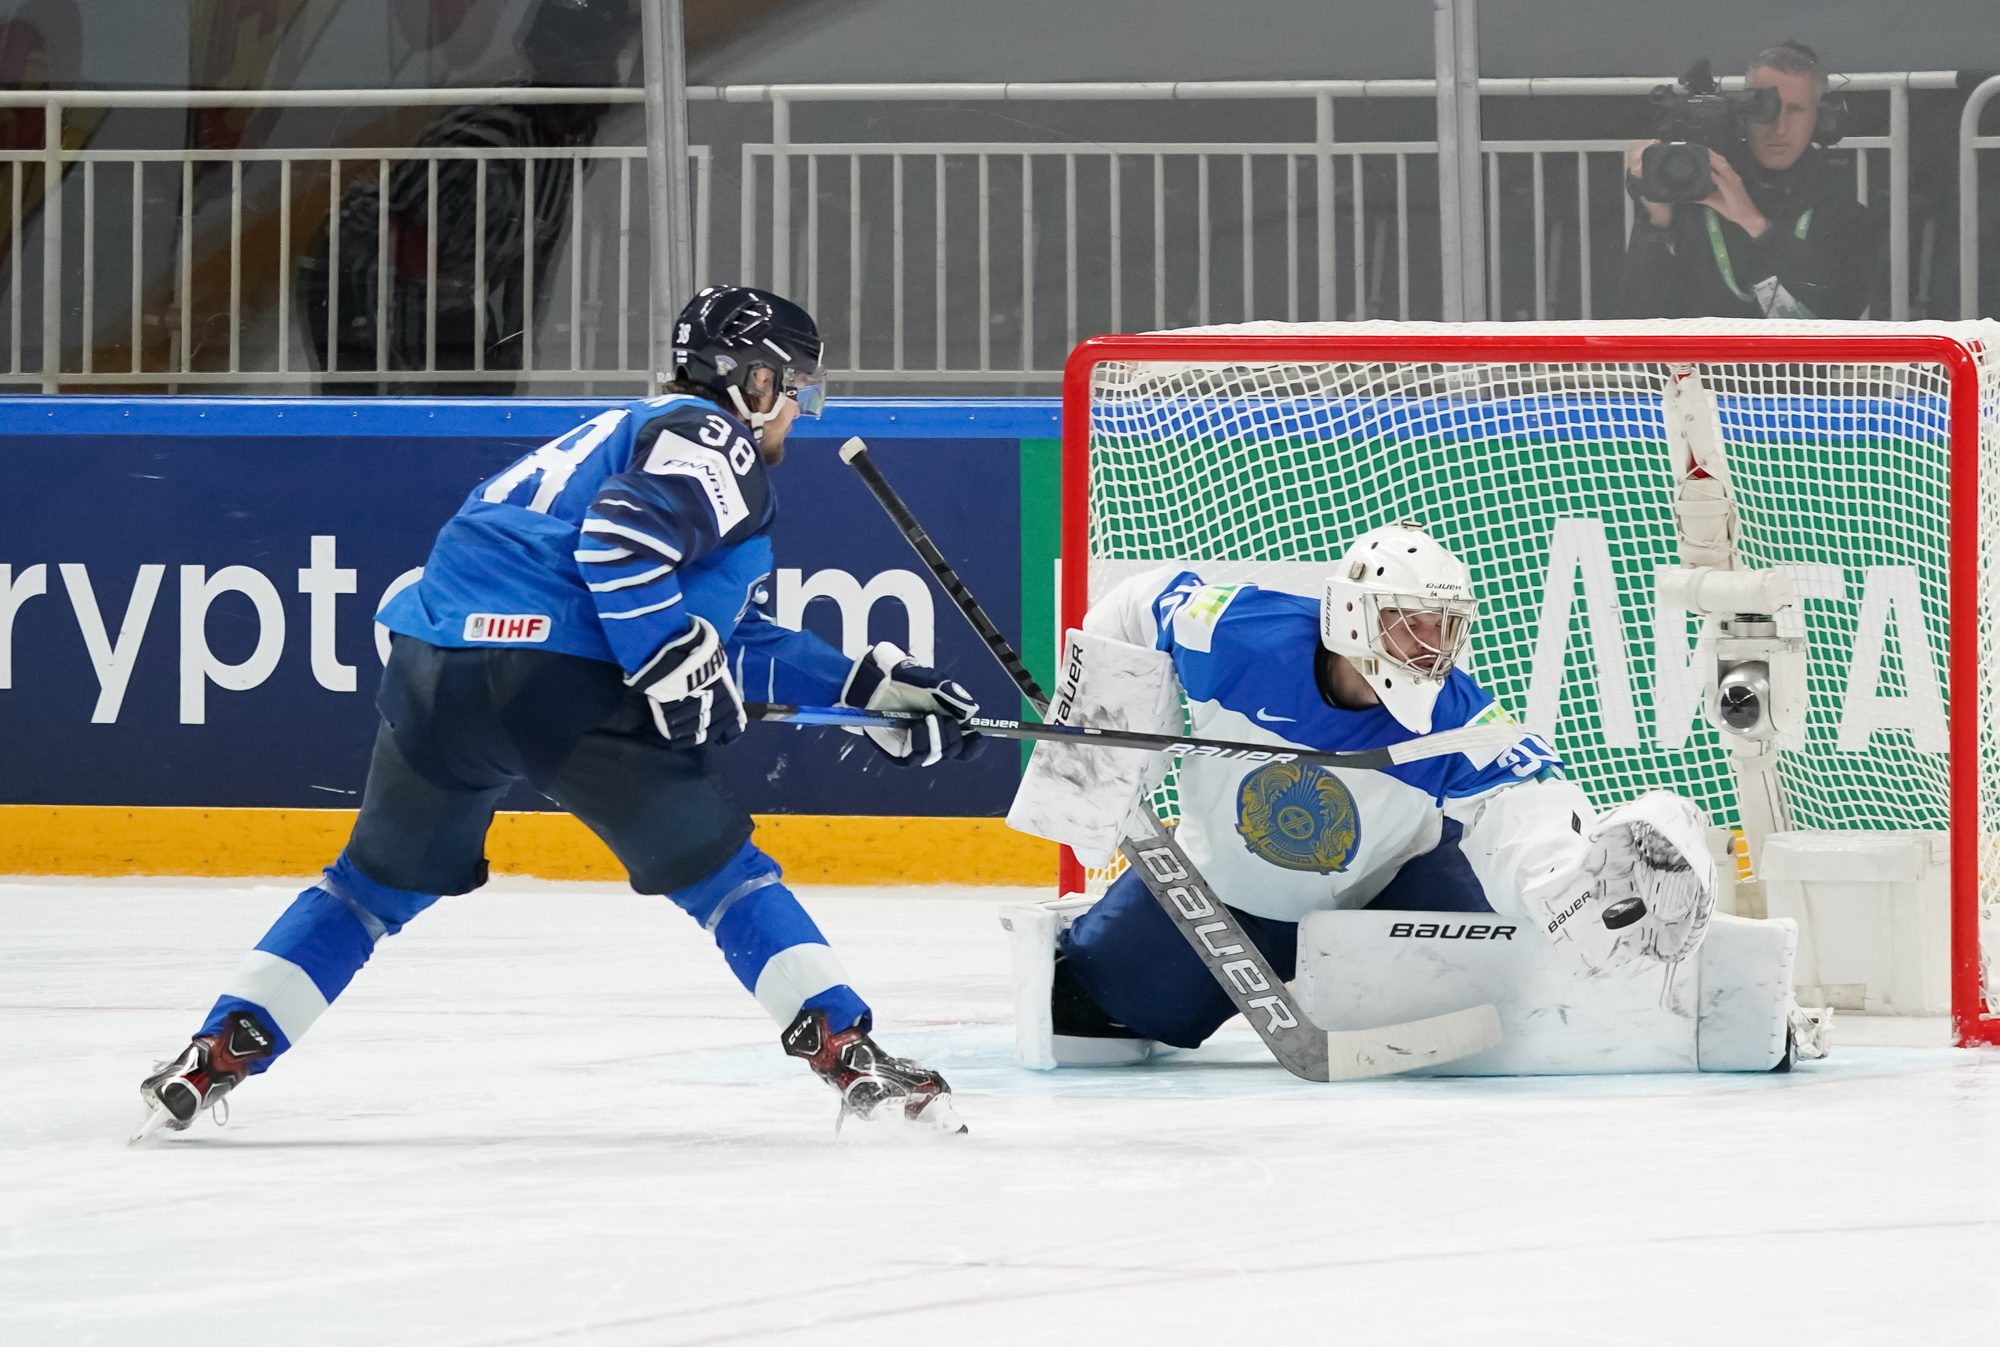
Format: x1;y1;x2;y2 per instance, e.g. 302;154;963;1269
131;1010;275;1144
781;1009;967;1135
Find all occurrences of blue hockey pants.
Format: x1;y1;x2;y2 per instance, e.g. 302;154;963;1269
199;636;868;1071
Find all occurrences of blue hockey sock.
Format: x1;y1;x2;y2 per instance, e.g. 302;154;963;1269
667;840;870;1032
199;852;441;1073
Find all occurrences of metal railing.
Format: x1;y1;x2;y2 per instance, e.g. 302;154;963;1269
725;73;1954;383
0;73;1986;393
0;88;701;391
1962;74;2000;319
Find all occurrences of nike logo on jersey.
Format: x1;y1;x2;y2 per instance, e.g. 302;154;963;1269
1254;708;1297;723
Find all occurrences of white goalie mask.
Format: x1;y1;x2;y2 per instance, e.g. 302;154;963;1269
1319;522;1477;733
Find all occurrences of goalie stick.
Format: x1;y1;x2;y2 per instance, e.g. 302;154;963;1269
746;702;1530;771
1120;808;1503;1081
836;449;1509;1080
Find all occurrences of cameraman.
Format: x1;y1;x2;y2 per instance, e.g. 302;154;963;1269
1620;41;1877;319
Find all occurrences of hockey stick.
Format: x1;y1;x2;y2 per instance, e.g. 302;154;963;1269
839;436;1052;715
1120;810;1503;1081
746;702;1528;772
832;454;1506;1081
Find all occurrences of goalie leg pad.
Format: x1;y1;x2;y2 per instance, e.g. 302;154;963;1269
1692;913;1801;1071
1295;908;1802;1074
1000;900;1062;1070
1000;897;1156;1067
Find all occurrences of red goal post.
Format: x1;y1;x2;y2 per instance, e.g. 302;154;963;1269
1057;322;1998;1047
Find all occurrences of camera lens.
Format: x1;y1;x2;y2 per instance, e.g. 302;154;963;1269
1717;681;1763;732
1657;148;1703;191
1640;142;1715;204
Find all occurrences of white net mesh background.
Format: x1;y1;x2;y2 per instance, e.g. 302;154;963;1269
1074;319;2000;1020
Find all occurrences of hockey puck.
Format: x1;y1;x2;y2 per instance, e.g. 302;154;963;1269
1602;896;1647;930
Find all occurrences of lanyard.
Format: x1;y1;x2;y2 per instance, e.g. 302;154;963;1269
1705;206;1814;304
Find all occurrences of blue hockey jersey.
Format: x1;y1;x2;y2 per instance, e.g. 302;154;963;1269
378;395;851;699
1087;567;1565;922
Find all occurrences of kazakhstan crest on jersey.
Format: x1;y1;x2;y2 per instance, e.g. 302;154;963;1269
1235;761;1361;873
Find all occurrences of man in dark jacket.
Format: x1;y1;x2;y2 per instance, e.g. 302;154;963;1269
1621;41;1878;320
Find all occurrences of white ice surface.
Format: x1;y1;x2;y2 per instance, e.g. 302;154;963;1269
4;876;1999;1347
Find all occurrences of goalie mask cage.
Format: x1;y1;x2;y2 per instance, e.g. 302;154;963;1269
1056;319;2000;1048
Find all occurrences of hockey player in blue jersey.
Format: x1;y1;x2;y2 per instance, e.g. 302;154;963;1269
1006;522;1719;1063
135;287;983;1139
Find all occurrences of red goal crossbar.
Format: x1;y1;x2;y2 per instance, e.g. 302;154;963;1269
1057;332;1994;1048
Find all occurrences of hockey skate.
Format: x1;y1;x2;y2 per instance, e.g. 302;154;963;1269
131;1010;275;1144
781;1009;967;1135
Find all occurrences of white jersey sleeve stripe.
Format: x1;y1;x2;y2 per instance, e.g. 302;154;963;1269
586;562;677;593
579;518;684;561
599;593;684;621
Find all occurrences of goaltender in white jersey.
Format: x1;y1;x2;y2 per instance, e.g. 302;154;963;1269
1003;522;1823;1075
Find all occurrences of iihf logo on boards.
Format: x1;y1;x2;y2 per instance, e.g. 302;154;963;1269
1235;761;1360;873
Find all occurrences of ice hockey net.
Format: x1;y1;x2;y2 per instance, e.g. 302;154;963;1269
1057;318;2000;1047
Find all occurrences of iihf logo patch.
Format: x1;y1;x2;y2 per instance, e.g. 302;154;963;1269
1235;761;1361;873
464;613;550;643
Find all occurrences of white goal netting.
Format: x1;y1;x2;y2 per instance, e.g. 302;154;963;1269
1069;319;2000;1031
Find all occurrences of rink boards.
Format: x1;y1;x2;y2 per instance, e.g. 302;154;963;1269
0;396;1063;882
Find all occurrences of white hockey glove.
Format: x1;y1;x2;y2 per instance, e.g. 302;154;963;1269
631;616;746;748
838;642;985;767
1461;780;1716;972
1582;791;1717;966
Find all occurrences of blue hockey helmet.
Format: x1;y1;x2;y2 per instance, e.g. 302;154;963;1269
672;285;827;433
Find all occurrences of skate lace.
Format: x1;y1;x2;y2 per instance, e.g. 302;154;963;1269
211;1094;229;1128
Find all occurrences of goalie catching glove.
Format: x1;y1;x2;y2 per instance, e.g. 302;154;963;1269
1522;788;1716;971
1581;791;1717;966
838;642;985;767
631;616;746;748
1461;782;1717;972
